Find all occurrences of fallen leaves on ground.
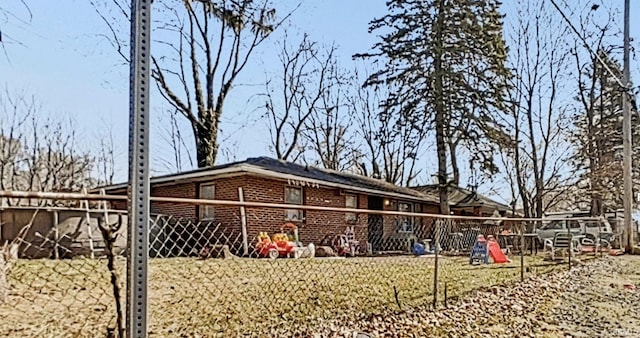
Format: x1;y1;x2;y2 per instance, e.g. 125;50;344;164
268;256;640;338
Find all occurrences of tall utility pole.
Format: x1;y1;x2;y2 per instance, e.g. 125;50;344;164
622;0;633;253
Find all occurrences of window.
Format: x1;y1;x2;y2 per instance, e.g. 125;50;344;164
585;221;601;228
199;183;215;220
541;221;563;230
345;194;358;222
568;220;581;229
284;186;304;221
397;201;414;233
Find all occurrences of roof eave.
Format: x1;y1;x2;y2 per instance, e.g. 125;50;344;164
92;164;439;204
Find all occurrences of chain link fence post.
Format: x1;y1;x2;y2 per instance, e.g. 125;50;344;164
520;220;524;282
599;217;604;259
432;218;440;308
567;221;572;271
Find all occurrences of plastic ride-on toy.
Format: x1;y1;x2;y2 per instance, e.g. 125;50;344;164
470;234;489;265
256;223;299;259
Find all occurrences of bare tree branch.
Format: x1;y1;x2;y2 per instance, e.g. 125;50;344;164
93;0;300;167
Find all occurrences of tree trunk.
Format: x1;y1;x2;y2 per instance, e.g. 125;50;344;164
436;113;449;215
448;140;459;187
511;99;530;218
534;178;544;218
526;106;543;217
589;120;602;215
589;64;604;216
434;0;449;215
194;113;218;168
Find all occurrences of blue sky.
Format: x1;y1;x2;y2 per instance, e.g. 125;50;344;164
1;1;639;204
1;0;389;177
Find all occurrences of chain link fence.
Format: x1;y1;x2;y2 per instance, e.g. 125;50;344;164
0;195;623;336
0;205;126;337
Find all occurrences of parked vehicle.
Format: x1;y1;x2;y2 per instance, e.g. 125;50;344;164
536;212;613;245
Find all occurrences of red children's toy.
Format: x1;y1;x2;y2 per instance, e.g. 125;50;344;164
256;223;298;259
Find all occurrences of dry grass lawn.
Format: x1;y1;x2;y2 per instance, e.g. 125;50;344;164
0;254;578;337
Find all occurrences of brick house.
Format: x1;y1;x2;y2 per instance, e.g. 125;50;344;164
98;157;442;255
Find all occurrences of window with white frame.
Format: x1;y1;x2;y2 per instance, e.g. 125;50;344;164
284;186;304;221
199;183;215;220
397;201;414;233
345;194;358;222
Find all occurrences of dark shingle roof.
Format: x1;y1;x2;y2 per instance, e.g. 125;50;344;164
244;157;436;202
96;157;439;203
411;184;511;212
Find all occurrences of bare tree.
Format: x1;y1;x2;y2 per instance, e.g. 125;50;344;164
0;88;32;194
504;0;576;217
0;90;97;206
263;34;338;162
302;80;354;171
348;78;382;180
93;0;298;168
155;110;195;173
494;143;521;215
28;118;95;196
96;122;118;186
568;3;636;215
349;72;428;186
0;1;32;60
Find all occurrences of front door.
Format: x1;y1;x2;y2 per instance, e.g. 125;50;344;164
368;196;384;252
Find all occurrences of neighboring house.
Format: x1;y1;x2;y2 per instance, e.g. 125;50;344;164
411;185;513;217
97;157;442;254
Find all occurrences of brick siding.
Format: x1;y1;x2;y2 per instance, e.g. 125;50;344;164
109;182;205;220
107;174;441;254
210;176;370;249
151;183;197;219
